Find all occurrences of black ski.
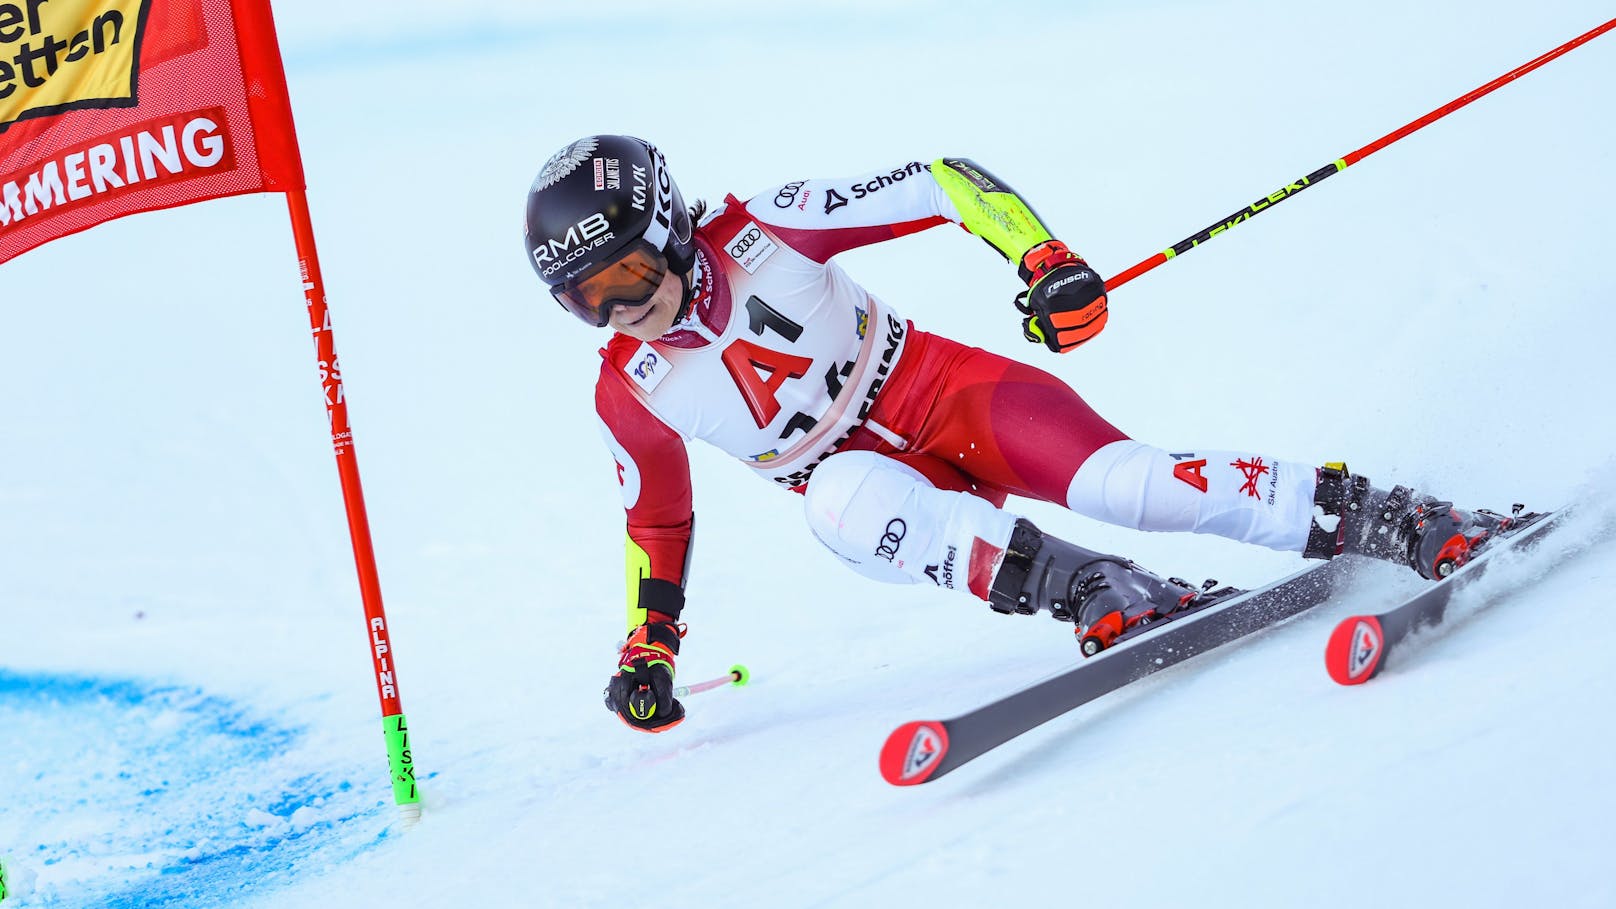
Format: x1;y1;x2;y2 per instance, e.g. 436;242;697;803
1323;510;1558;685
879;558;1352;786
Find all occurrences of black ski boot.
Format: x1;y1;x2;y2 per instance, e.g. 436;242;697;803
1306;463;1518;579
988;519;1205;656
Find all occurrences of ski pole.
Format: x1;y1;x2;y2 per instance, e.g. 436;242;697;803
1106;16;1616;293
673;664;750;698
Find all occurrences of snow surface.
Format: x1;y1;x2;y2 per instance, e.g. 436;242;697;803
3;1;1616;906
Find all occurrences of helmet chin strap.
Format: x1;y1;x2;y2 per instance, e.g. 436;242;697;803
670;266;696;325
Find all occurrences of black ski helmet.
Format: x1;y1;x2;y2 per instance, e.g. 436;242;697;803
524;135;696;325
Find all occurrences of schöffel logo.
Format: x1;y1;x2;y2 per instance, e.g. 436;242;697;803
1;0;151;130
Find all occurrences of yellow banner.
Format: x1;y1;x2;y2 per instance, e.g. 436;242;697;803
1;0;150;128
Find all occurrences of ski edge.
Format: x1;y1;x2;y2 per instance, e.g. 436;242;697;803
880;560;1346;786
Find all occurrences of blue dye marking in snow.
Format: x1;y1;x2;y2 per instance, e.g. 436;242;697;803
0;670;391;908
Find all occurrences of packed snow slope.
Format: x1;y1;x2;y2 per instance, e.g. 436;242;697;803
3;1;1614;907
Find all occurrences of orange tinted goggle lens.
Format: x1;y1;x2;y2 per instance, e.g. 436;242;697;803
554;245;668;326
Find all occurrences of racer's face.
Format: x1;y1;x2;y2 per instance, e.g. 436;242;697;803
607;267;684;341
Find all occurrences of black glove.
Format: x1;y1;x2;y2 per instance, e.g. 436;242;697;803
604;621;686;733
1015;239;1108;353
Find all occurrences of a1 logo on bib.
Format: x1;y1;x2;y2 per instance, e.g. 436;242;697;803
725;221;778;274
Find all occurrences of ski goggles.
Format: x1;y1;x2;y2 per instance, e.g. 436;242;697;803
551;241;669;327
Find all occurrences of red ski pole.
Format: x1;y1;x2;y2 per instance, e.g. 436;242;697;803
1106;16;1616;292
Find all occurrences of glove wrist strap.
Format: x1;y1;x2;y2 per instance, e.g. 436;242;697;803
1018;239;1083;284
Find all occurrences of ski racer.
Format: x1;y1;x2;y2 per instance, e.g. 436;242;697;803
522;135;1514;733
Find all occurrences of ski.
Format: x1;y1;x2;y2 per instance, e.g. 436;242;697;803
879;558;1354;786
1323;510;1559;686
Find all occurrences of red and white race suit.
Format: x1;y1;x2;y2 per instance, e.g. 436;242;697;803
595;160;1318;608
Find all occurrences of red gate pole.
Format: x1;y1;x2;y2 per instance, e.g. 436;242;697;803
286;188;421;827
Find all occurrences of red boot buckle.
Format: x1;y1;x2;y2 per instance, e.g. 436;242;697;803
1079;610;1124;658
1430;533;1473;579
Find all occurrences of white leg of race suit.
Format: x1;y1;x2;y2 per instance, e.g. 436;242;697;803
1065;440;1315;551
804;451;1018;593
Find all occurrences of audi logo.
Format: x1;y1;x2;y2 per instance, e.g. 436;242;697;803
874;518;907;561
773;180;806;208
729;228;763;258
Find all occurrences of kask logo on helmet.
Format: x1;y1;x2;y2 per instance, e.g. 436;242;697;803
652;155;678;235
0;0;146;130
630;163;649;212
636;148;685;253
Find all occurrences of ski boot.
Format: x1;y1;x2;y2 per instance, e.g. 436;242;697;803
988;519;1208;656
1306;463;1520;579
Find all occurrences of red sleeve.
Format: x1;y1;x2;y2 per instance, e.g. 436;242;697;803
595;347;693;606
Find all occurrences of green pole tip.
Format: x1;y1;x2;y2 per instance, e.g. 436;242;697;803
728;664;750;687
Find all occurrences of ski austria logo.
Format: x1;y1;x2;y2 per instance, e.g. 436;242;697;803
1347;619;1382;680
724;220;776;274
533;137;598;191
0;0;150;131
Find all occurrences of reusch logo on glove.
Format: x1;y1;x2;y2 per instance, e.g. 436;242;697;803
1041;271;1094;295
